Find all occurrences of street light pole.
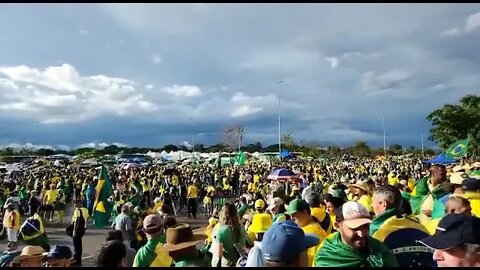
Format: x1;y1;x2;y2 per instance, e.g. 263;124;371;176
278;80;284;161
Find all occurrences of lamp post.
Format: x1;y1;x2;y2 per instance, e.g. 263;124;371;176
277;80;284;161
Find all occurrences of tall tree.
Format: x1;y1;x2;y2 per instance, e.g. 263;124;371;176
350;141;371;157
281;133;297;151
427;95;480;156
224;125;244;151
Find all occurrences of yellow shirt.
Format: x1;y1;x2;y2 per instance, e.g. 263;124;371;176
44;189;59;205
172;176;179;186
72;207;90;226
302;221;327;267
253;175;260;183
187;185;198;198
358;194;373;213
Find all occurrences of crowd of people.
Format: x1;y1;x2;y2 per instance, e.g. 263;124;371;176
1;155;480;267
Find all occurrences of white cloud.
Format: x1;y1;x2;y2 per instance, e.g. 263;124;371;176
75;142;128;149
152;54;162;64
361;68;414;95
466;11;480;33
181;141;192;149
0;64;158;123
145;84;154;90
441;28;460;36
161;84;202;97
324;57;339;69
231;105;263;117
78;29;89;35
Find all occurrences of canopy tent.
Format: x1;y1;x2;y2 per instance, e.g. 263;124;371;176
423;153;456;165
280;150;293;159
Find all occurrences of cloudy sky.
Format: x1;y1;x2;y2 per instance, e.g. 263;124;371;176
0;4;479;150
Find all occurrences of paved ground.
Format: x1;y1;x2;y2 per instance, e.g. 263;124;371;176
0;205;210;267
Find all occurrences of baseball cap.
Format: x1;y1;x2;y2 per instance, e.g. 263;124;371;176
285;198;309;215
335;201;371;229
262;220;319;263
143;214;163;230
267;197;284;211
462;178;480;192
419;214;480;250
46;245;72;259
255;199;266;210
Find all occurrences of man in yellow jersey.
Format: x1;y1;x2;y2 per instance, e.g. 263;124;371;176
285;198;327;266
187;181;198;219
43;184;58;222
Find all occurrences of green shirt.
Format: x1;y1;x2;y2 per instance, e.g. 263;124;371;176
237;205;248;218
215;224;247;264
174;253;211;267
133;235;168;267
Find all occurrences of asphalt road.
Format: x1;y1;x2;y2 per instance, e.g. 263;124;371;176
0;205;210;267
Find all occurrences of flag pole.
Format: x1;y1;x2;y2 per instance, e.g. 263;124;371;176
278;80;284;161
383;115;387;156
421;132;424;156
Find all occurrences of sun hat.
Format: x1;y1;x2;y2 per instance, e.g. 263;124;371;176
12;245;47;264
157;224;206;252
248;213;273;234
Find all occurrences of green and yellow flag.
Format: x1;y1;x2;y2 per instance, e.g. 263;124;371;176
93;166;114;227
445;138;470;159
234;151;246;166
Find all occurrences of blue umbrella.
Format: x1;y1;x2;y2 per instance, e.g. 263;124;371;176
267;168;299;181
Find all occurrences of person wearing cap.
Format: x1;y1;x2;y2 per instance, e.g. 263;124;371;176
157;223;209;267
261;220;319;267
459;177;480;217
348;181;374;214
44;245;73;267
410;165;451;223
285;198;326;266
370;185;434;267
267;197;287;224
314;201;398;267
11;245;47;267
449;172;468;195
133;214;173;267
212;203;247;267
43;183;58;222
111;204;133;247
419;213;480;267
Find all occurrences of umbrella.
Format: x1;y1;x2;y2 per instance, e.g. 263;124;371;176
267;168;300;181
163;168;180;176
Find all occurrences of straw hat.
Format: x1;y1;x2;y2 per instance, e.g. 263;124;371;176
449;172;467;185
473;162;480;168
462;164;474;170
452;165;464;173
348;181;371;194
157;224;206;252
267;197;284;211
12;245;47;264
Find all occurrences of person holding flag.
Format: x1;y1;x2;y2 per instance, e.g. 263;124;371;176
93;166;114;228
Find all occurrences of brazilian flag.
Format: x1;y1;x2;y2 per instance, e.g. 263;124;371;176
93;166;114;227
445;138;470;159
234;151;246;166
